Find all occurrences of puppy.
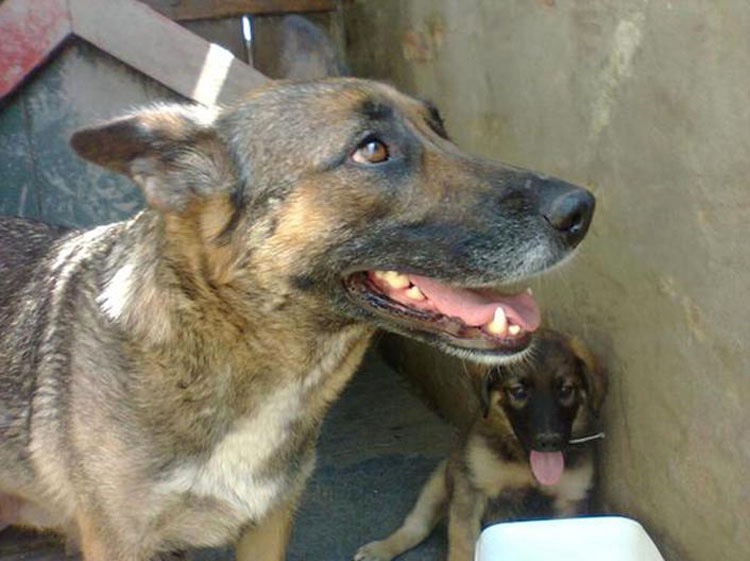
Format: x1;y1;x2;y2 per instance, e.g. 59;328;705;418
355;329;607;561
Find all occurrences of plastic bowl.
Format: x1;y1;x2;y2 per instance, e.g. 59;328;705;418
475;516;665;561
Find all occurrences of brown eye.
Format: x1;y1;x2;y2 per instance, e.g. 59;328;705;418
559;383;575;400
352;139;389;164
507;384;528;401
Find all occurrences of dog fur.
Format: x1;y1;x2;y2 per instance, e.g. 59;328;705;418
355;329;607;561
0;79;593;560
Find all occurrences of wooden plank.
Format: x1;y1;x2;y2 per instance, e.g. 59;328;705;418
69;0;267;105
182;17;249;63
144;0;336;21
0;0;72;99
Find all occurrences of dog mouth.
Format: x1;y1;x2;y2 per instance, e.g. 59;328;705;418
343;270;541;353
529;450;565;486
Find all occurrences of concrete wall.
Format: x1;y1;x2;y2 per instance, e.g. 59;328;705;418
342;1;750;560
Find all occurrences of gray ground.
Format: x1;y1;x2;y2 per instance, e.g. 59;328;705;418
0;351;454;561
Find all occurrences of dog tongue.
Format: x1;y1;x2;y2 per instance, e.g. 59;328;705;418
409;275;541;330
529;450;565;486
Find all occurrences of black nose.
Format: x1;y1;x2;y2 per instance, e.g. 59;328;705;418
538;180;595;246
533;432;564;451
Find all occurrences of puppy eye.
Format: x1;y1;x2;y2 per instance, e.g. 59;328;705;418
507;385;528;401
559;384;575;399
352;138;389;164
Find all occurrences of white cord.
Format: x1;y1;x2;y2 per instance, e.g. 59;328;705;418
568;432;606;445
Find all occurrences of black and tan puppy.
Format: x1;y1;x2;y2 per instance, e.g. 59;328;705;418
0;79;594;560
355;329;607;561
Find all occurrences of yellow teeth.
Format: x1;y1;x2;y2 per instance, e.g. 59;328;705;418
375;270;410;289
486;306;508;335
405;285;425;300
508;324;521;336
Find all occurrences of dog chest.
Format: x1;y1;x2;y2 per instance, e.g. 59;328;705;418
160;384;315;528
152;327;369;547
467;437;534;496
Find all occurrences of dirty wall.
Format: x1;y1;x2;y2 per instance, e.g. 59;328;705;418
342;1;750;559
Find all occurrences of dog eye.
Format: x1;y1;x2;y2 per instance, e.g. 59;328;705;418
352;138;389;164
559;384;575;399
507;385;528;401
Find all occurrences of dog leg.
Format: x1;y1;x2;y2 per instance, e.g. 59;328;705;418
446;475;484;561
552;462;594;517
235;501;295;561
77;510;125;561
553;497;587;517
354;460;448;561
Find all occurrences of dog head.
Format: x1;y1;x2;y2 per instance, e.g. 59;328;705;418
478;329;607;485
70;79;594;362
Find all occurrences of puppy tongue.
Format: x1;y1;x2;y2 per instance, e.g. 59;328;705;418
529;450;565;486
409;275;541;330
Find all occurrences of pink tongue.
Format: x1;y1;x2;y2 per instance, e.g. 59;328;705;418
409;275;541;330
529;450;565;486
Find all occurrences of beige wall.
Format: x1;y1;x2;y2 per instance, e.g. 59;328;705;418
342;1;750;559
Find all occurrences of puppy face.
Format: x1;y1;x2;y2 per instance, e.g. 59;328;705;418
479;329;606;485
71;79;595;362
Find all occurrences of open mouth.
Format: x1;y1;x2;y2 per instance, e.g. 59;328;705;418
343;270;541;353
529;450;565;486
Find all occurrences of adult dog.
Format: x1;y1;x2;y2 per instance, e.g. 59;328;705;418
355;329;607;561
0;78;594;560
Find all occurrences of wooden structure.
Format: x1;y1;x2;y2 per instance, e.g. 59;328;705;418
143;0;336;21
0;0;273;226
0;0;267;105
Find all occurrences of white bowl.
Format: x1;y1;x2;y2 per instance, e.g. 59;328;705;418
475;516;665;561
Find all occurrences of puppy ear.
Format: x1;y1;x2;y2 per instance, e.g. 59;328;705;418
70;104;233;214
568;337;608;417
480;372;492;418
479;367;503;418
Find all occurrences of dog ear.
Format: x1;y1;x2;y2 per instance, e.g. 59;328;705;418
568;337;608;417
479;367;503;418
70;104;234;214
276;15;349;80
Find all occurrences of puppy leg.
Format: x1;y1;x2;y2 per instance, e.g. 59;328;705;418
235;501;295;561
446;475;484;561
553;497;588;517
355;460;448;561
552;463;594;517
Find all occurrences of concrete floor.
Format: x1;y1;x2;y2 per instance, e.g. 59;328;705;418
0;352;454;561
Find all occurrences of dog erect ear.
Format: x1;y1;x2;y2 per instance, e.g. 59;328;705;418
568;337;608;417
276;15;349;80
70;104;233;213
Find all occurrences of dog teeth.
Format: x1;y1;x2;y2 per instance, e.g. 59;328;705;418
486;306;507;335
378;271;410;289
525;287;533;295
508;324;521;336
405;285;425;301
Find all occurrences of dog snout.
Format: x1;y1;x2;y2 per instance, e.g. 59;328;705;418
533;432;564;451
537;179;595;247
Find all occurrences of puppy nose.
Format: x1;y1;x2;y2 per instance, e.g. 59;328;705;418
534;432;564;451
538;180;595;247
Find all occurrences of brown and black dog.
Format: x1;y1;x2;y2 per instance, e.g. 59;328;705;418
0;79;594;560
355;329;607;561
